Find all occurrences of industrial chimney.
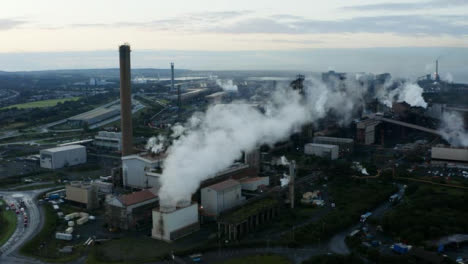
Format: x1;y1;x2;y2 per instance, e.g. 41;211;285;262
289;160;296;209
119;44;133;156
170;62;175;92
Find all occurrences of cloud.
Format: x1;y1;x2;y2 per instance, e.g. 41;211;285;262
0;19;27;30
342;0;468;11
214;15;468;36
70;11;467;36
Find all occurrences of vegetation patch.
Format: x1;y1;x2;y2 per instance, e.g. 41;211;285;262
20;204;82;263
381;184;468;245
0;199;17;247
3;97;81;110
220;254;292;264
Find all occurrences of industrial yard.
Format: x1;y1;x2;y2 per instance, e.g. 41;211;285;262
0;3;468;262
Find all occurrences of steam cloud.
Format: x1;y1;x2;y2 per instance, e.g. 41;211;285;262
439;111;468;147
376;82;427;108
154;76;429;205
216;79;238;92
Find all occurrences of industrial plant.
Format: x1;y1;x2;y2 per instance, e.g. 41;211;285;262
0;43;467;264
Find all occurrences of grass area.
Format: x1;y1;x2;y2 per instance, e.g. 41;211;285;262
2;97;81;110
87;237;180;263
0;200;17;247
284;180;397;244
381;183;468;245
219;254;292;264
20;204;83;263
302;254;364;264
12;183;62;191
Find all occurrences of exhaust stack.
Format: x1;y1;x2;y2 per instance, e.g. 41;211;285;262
119;44;133;156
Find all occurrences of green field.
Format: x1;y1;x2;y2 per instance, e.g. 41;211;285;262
220;255;292;264
0;200;17;247
3;97;81;109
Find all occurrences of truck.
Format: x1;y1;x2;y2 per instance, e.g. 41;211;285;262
360;212;372;223
49;194;60;200
55;232;73;241
389;193;400;203
392;243;411;254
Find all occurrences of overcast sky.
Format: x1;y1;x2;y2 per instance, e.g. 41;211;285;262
0;0;467;78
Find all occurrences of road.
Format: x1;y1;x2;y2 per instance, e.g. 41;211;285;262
0;188;55;263
327;184;405;255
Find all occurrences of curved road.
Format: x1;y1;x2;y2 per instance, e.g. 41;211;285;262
0;188;55;264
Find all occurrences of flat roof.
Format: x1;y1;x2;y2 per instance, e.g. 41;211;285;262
119;189;158;206
42;145;85;153
206;179;240;192
314;136;354;143
305;143;338;149
69;105;120;121
240;177;267;183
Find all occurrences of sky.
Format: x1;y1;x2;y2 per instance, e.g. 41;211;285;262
0;0;467;79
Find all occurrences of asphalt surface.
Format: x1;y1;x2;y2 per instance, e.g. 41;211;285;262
0;188;54;264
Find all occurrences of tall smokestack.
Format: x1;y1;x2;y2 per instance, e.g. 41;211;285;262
289;160;296;209
171;62;175;92
435;60;440;82
119;44;133;156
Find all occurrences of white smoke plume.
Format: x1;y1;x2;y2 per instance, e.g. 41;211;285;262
216;79;238;92
156;76;429;205
444;72;453;83
376;82;427;108
280;173;290;187
146;135;166;154
439;111;468;147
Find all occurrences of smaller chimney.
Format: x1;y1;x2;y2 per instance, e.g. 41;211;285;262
289;160;296;209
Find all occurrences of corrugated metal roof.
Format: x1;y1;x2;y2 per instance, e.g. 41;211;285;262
207;179;240;192
239;177;264;183
42;145;85;153
119;189;158;206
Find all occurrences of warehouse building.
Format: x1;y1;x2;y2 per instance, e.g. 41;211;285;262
239;177;269;191
122;154;164;189
94;131;122;151
40;145;87;169
313;136;354;156
152;201;200;242
217;198;279;241
304;143;339;160
201;179;245;217
431;146;468;167
105;188;159;230
356;119;381;145
65;181;99;210
68;104;120;126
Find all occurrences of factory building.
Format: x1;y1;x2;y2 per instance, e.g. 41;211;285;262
122;154;164;189
40;145;87;169
65;181;99;210
304;143;339;160
239;177;269;191
92;180;113;194
431;147;468;166
68;105;121;126
151;201;200;242
205;91;227;104
313;136;354;156
356;119;381;145
217;198;279;241
105;188;159;230
94;131;122;151
201;179;245;217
